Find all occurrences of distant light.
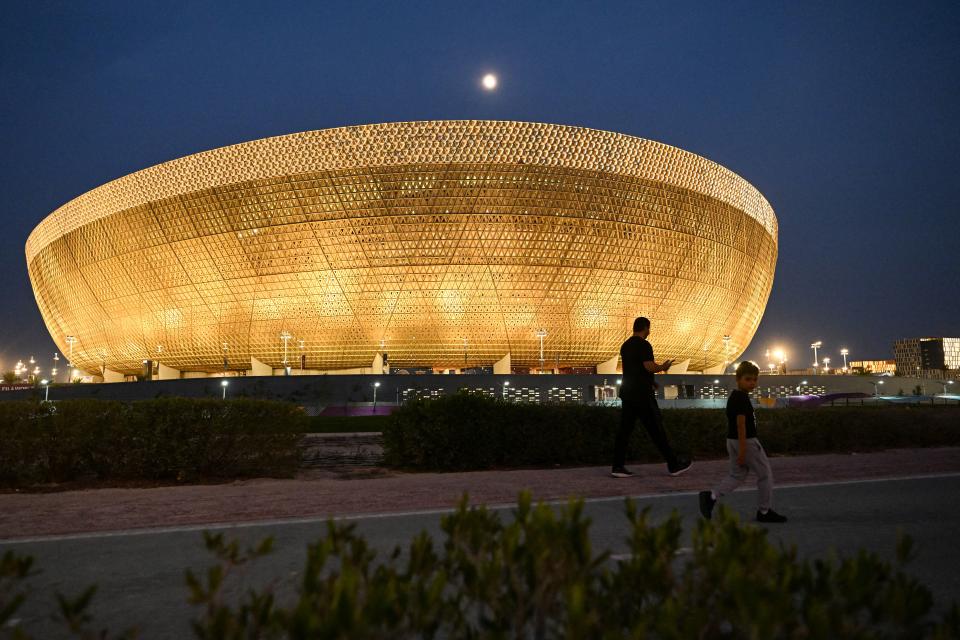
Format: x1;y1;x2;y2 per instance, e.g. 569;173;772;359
221;380;229;387
616;379;622;385
41;379;49;385
503;380;510;386
482;73;498;90
374;382;381;387
713;379;719;384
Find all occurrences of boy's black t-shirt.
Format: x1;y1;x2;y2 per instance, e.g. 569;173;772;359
726;389;757;439
620;336;655;391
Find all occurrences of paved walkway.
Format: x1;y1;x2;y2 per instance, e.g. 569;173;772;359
2;447;959;540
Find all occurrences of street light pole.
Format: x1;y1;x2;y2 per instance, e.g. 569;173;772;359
280;331;292;367
65;336;76;381
372;381;380;413
810;341;822;372
536;329;547;373
221;379;229;400
840;348;849;371
871;380;884;398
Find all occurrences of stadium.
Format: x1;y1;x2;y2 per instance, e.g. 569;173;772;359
26;121;777;379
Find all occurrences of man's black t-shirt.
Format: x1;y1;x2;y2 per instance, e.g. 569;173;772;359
726;389;757;439
620;336;655;398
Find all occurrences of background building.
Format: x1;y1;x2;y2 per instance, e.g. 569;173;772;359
26;121;777;379
893;338;960;379
849;359;896;375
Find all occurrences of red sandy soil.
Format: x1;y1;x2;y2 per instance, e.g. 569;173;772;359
2;448;959;540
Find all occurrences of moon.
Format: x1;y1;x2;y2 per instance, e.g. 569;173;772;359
482;73;498;90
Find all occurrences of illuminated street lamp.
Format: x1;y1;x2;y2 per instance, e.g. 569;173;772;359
768;363;776;374
840;348;849;371
41;379;50;402
797;379;808;394
65;336;77;380
870;379;884;398
810;341;822;371
822;357;831;374
536;328;548;373
221;379;229;400
372;381;381;412
280;331;292;365
938;380;954;396
773;349;787;374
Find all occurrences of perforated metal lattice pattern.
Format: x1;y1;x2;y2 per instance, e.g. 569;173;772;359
26;121;777;374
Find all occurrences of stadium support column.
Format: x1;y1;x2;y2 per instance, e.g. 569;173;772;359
249;356;272;377
158;362;180;380
493;353;511;375
102;368;124;383
597;354;619;374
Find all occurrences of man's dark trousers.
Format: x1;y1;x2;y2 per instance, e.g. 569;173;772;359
615;391;679;469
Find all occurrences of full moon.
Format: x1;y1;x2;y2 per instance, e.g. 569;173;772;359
482;73;497;90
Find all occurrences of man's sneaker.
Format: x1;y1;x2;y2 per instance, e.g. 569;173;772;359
756;509;788;523
698;491;716;520
667;458;693;476
610;467;635;478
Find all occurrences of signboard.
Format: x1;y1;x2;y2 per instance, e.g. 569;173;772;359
0;384;32;392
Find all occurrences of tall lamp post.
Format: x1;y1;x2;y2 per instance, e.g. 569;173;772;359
536;329;548;373
822;357;831;374
65;336;76;381
221;379;229;400
372;381;381;413
41;379;50;402
52;352;60;381
871;380;884;398
937;380;954;396
280;331;292;370
810;341;822;372
840;348;849;372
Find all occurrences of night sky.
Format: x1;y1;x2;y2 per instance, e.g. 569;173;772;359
1;1;958;373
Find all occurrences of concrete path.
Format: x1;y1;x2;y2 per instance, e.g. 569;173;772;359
2;473;959;639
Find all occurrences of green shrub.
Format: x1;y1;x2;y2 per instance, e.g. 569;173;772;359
0;398;308;487
4;493;959;637
383;394;960;471
183;493;960;638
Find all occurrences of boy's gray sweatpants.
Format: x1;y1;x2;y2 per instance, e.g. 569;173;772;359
713;438;773;511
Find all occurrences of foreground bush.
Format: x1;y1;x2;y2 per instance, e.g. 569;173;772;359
383;394;960;470
4;492;958;638
0;398;308;486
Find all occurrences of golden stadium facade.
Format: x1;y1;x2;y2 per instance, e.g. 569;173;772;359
26;121;777;377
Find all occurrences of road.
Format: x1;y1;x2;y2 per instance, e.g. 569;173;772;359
3;474;959;638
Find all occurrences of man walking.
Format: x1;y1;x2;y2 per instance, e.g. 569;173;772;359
612;317;692;478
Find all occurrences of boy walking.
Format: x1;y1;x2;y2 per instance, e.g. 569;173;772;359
699;361;787;523
612;316;691;478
